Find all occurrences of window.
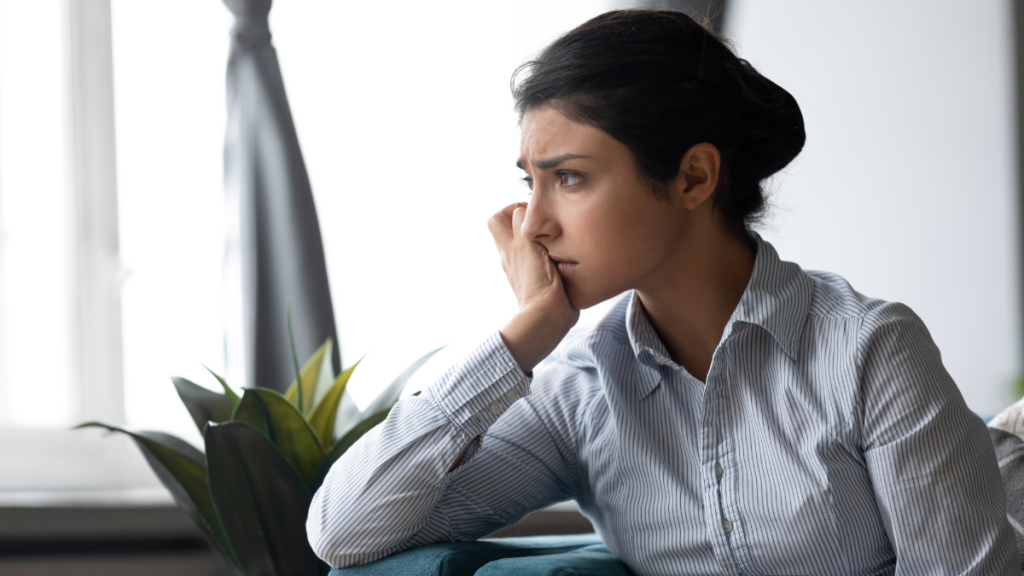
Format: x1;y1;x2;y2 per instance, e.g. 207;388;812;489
0;0;75;429
0;0;138;492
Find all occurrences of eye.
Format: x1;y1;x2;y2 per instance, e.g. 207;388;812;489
557;170;582;187
520;175;534;191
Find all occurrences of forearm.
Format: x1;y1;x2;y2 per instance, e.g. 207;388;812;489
306;331;531;568
501;302;578;375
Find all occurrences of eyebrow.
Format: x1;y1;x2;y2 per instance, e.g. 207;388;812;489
516;153;591;171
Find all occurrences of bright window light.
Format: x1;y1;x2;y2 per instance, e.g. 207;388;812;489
111;0;232;445
0;0;75;428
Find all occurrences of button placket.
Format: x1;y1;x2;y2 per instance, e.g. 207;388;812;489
702;342;743;573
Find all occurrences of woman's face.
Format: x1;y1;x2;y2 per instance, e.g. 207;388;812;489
517;105;690;310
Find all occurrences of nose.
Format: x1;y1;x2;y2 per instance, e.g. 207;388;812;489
520;193;561;242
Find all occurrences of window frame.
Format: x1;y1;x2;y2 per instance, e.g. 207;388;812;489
0;0;151;493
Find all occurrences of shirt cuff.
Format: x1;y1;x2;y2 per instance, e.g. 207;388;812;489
425;330;533;438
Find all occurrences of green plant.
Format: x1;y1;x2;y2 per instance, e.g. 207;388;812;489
1011;372;1024;400
77;337;440;576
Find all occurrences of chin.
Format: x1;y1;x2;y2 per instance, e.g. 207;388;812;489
565;282;618;311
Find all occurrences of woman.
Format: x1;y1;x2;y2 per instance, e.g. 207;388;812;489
307;10;1016;575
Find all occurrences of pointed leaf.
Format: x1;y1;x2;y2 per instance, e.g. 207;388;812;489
363;347;443;416
203;364;239;404
75;422;239;569
311;340;335;408
232;388;325;482
284;338;332;415
286;303;305;412
307;407;391;495
205;422;320;576
333;385;363;440
171;377;236;436
308;358;361;445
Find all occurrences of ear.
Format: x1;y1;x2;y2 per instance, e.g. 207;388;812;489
674;143;721;211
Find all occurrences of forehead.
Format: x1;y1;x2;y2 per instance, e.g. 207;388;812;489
519;106;610;166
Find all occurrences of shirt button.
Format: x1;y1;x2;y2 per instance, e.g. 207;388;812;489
715;462;723;481
653;354;667;366
722;519;733;534
489;401;505;415
505;389;520;403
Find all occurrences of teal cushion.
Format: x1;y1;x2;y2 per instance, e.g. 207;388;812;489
476;543;632;575
327;534;631;576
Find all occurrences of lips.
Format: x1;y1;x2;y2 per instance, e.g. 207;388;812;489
549;255;578;275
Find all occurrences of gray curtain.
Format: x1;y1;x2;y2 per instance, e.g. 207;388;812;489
222;0;340;392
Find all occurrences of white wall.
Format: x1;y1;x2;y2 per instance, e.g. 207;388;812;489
725;0;1019;414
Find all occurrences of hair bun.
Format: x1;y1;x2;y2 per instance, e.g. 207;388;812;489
729;63;806;182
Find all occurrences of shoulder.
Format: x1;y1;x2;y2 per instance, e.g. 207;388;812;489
802;268;894;321
792;269;968;447
800;274;964;446
799;268;937;371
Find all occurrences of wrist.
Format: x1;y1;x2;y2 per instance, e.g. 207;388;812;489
500;302;577;374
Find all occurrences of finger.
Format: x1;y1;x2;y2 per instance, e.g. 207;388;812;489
500;202;528;218
487;214;511;242
511;206;526;240
490;202;524;236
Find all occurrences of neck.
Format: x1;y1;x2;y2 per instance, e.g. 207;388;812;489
635;216;756;383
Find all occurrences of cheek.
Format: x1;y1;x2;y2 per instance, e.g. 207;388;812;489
583;200;668;268
568;207;667;304
559;177;680;307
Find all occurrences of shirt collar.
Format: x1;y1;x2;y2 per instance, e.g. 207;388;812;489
625;230;813;385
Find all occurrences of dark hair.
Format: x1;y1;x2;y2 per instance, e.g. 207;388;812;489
511;9;805;233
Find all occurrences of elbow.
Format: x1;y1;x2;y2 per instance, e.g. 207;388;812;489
307;485;393;569
306;488;359;568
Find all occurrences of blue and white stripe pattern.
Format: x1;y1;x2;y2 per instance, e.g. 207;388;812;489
307;230;1017;575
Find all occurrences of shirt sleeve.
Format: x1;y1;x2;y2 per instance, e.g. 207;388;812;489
858;302;1018;576
306;330;582;569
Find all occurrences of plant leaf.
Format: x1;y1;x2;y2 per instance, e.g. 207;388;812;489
332;385;363;441
363;347;443;417
232;388;325;483
283;338;332;415
74;422;239;569
307;407;391;495
171;377;236;435
332;348;442;440
202;363;239;404
205;422;321;576
286;303;305;413
311;340;335;408
308;358;361;446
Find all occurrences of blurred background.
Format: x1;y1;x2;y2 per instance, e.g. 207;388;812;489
0;0;1018;573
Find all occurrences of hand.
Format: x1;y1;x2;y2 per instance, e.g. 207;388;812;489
487;203;580;373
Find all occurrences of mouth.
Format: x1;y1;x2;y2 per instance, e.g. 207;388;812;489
549;256;578;275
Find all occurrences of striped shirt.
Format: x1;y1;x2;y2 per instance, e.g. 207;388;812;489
307;230;1017;575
